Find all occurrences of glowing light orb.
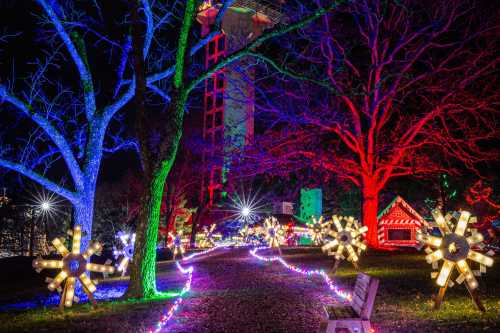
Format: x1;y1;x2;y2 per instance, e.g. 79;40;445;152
113;231;136;276
321;215;367;264
32;225;115;308
40;201;51;211
226;190;266;224
241;206;251;217
418;210;494;292
263;217;285;248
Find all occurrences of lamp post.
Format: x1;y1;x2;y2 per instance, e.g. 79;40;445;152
28;200;52;257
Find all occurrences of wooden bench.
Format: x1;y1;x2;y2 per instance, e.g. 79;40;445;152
318;273;379;333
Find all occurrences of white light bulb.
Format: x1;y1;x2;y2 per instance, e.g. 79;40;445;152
241;207;250;217
41;201;51;211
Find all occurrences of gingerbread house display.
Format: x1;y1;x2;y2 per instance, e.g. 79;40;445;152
377;196;428;247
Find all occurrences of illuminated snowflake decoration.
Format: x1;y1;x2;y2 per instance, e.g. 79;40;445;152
168;231;186;260
239;225;254;243
32;225;115;308
308;216;331;245
198;224;219;248
113;231;135;276
418;209;494;291
321;215;367;263
263;217;285;248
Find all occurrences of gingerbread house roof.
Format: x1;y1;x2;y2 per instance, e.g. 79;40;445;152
377;196;427;226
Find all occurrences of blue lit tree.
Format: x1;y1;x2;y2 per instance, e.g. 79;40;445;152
0;0;136;250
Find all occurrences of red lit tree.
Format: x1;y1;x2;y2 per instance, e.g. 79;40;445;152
252;0;499;248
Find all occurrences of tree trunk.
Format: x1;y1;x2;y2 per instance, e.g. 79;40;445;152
73;199;94;251
127;163;172;298
361;182;380;249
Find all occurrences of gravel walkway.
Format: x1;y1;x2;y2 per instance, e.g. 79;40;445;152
168;247;347;333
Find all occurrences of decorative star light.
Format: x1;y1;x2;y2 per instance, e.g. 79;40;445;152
32;225;115;309
308;216;331;245
418;209;494;311
321;215;367;269
198;224;219;248
263;217;285;249
113;231;136;276
226;189;266;224
168;230;186;260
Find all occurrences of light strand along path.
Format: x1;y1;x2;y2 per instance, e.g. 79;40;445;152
167;247;347;333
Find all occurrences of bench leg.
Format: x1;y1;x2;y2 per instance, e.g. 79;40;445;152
324;320;337;333
361;321;371;333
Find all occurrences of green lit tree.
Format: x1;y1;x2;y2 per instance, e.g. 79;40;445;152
126;0;344;298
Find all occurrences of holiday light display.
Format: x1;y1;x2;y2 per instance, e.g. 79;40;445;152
150;262;193;333
250;247;351;301
32;225;115;309
198;224;221;248
238;225;253;243
263;217;285;251
150;245;229;332
321;215;367;270
308;216;331;245
168;231;186;260
113;231;136;275
418;209;494;311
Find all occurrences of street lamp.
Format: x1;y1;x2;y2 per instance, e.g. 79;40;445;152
40;201;51;212
241;206;251;217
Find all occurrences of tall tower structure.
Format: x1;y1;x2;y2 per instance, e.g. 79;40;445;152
197;1;284;214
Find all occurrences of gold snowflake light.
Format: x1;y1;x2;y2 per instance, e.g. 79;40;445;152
263;216;285;248
168;230;186;260
322;215;367;265
198;224;220;248
239;225;254;243
308;216;331;245
32;225;115;308
418;209;494;310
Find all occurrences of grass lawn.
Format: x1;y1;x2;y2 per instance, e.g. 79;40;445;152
0;249;498;332
283;248;500;332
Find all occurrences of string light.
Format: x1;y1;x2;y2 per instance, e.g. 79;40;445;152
250;247;351;301
182;244;224;261
150;245;227;332
149;262;194;333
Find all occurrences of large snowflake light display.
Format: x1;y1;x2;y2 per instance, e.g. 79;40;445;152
321;215;367;270
32;225;115;309
198;224;219;248
168;231;186;260
308;216;331;245
418;209;494;311
263;217;285;250
113;231;135;276
239;225;254;243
